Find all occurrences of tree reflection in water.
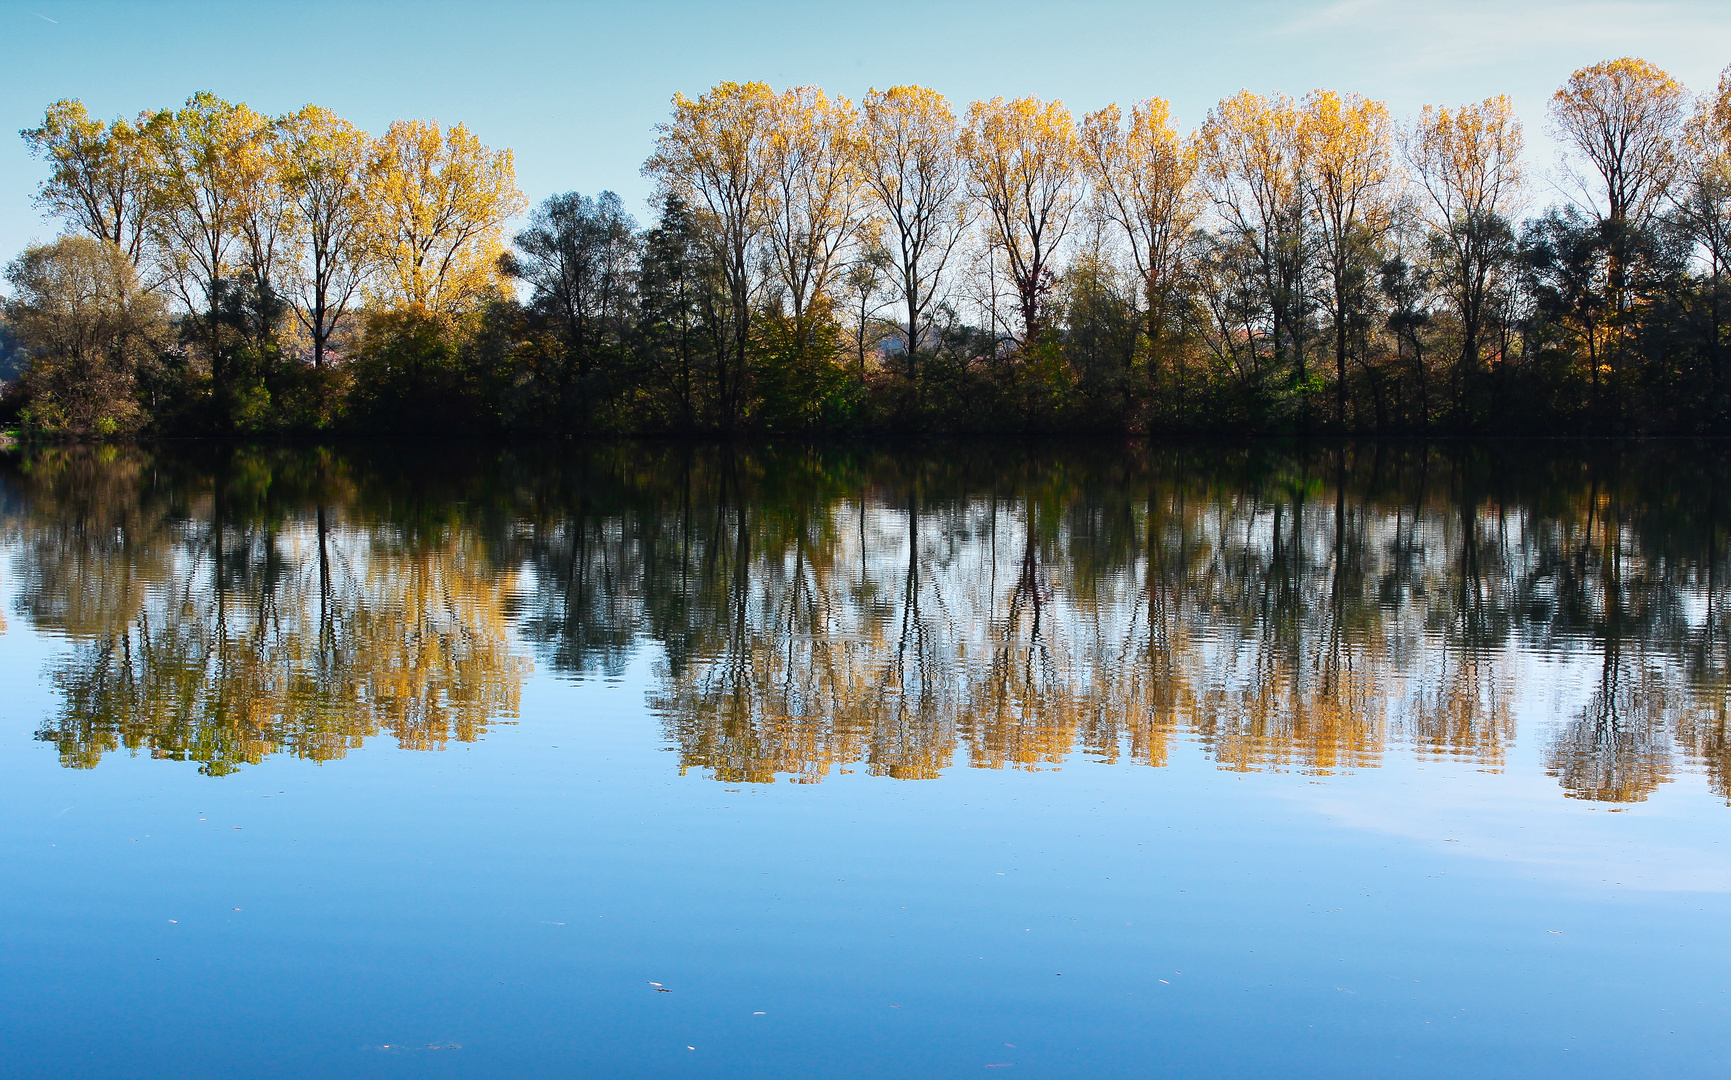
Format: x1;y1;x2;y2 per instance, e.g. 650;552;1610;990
10;447;528;774
3;442;1729;804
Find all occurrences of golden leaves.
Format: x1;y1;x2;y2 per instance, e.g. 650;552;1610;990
1406;96;1525;229
1078;98;1200;289
367;119;525;319
961;96;1082;334
858;84;963;210
1683;64;1731;176
857;85;969;353
20;99;163;264
149;93;275;310
1302;90;1394;232
1198;90;1307;226
762;86;868;329
644;80;779;246
23;94;526;334
1549;56;1688;225
276;105;379;362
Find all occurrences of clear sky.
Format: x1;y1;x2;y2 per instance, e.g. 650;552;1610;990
2;0;1728;261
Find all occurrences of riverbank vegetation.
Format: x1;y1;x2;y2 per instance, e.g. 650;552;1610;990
3;58;1730;438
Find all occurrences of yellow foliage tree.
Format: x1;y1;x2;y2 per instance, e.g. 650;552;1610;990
21;99;163;267
1677;65;1731;280
1078;98;1200;344
150;92;274;377
962;96;1082;339
1197;90;1310;378
368;119;524;320
857;85;970;374
643;81;778;425
1550;57;1687;229
763;86;867;348
233;114;294;319
1302;90;1394;425
278;105;379;368
1405;96;1526;390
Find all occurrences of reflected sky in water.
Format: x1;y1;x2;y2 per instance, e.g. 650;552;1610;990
1;443;1729;1078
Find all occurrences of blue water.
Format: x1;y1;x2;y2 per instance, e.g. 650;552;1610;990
1;443;1727;1078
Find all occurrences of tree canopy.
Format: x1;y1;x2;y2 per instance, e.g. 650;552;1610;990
7;60;1731;438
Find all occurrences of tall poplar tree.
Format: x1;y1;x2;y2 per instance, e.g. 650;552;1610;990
858;86;970;380
644;82;777;429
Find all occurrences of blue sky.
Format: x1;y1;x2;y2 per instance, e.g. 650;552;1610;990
2;0;1728;260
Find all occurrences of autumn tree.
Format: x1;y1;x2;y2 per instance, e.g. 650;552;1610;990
1405;96;1525;417
763;87;867;352
962;96;1082;341
858;86;971;379
232;114;295;356
1198;91;1313;400
233;116;294;311
1677;67;1731;274
1550;57;1687;319
368;119;524;319
149;92;272;381
1551;58;1688;230
1675;66;1731;412
21;100;163;268
4;236;168;435
1078;98;1201;394
644;82;777;428
1303;90;1394;426
278;105;378;369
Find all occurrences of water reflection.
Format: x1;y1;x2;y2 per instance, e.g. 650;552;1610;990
3;443;1728;802
8;448;528;774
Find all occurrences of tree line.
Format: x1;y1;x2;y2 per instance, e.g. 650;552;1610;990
3;58;1730;438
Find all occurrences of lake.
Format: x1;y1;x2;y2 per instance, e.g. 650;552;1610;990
1;441;1727;1078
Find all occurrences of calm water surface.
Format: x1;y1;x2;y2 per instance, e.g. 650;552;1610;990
2;442;1729;1078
